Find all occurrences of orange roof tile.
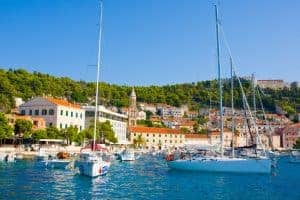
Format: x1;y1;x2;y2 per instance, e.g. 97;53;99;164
129;126;182;134
185;134;208;139
45;96;81;109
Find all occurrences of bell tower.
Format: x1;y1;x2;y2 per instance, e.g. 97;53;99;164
128;87;138;126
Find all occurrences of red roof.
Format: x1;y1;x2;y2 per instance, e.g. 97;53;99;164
185;134;208;139
129;126;182;134
45;96;81;109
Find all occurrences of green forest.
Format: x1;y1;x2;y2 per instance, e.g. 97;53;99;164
0;68;299;115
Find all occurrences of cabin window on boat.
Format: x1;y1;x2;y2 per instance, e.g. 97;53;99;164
49;109;54;115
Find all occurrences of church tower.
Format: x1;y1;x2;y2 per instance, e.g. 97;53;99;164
128;87;138;126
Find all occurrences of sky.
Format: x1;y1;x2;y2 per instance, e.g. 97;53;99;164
0;0;299;86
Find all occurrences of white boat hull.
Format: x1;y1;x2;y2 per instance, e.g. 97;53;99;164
168;157;271;174
75;160;110;177
120;151;135;161
43;159;70;169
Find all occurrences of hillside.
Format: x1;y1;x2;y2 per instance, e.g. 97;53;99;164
0;68;299;115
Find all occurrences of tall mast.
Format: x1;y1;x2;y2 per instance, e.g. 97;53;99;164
214;5;224;157
251;73;258;147
93;0;103;151
230;57;235;157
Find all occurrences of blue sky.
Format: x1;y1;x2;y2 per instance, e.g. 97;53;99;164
0;0;299;85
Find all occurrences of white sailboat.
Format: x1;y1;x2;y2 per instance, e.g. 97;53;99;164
75;0;111;177
167;5;271;174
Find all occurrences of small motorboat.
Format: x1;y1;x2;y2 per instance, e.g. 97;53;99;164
289;150;300;163
120;149;135;161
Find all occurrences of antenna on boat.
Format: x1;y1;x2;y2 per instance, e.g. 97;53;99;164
214;5;224;157
93;0;103;151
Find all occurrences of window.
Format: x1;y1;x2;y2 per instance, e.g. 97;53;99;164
65;124;68;128
49;122;53;127
49;109;54;115
60;110;63;116
159;134;161;137
147;134;149;137
29;110;32;115
76;113;78;118
71;112;73;117
35;110;39;116
170;140;172;143
134;133;136;136
42;109;47;115
153;134;155;137
80;126;82;131
21;110;26;115
60;123;63;129
66;111;68;116
147;139;149;142
80;113;82;119
153;139;155;143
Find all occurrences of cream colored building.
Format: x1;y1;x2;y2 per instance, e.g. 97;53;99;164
185;134;210;146
83;105;128;144
129;126;185;149
19;96;85;131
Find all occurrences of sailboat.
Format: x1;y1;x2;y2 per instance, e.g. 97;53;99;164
167;5;271;173
75;0;111;177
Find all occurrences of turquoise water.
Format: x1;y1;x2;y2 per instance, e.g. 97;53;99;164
0;156;299;200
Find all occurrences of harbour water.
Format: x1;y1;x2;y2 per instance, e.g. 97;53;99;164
0;155;299;200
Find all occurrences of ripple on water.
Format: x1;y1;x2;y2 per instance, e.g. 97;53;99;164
0;156;299;200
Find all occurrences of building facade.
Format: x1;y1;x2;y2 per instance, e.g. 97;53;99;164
129;126;185;149
19;96;85;131
6;114;46;133
83;105;128;144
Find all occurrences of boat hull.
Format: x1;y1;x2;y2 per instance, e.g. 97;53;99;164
121;152;135;161
75;160;110;177
44;160;70;169
168;157;271;174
